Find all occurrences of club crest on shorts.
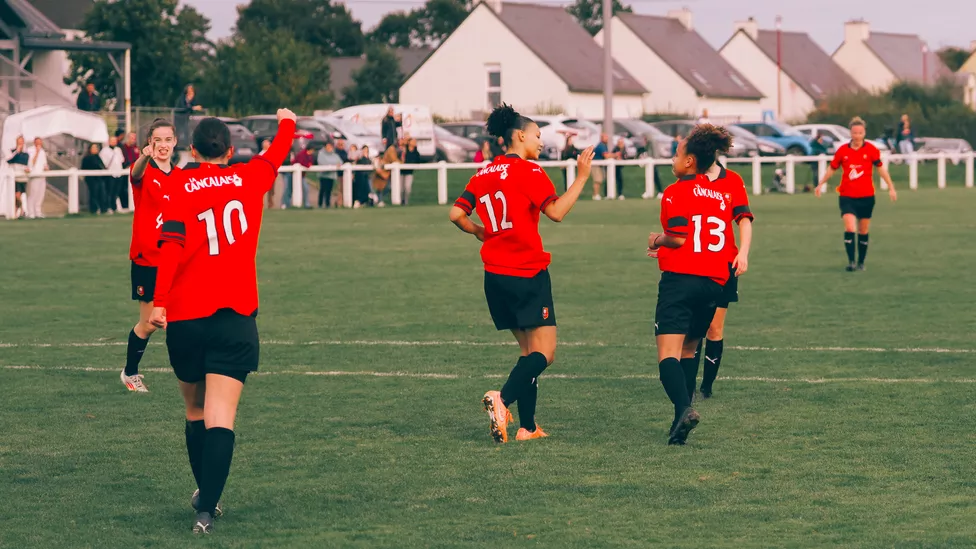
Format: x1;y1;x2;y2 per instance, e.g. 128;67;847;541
542;307;549;320
137;286;145;297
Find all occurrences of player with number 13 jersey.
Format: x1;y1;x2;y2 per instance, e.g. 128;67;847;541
450;104;594;444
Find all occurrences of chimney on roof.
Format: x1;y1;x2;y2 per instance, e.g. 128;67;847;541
970;39;976;52
844;19;870;43
666;8;693;31
482;0;501;14
734;17;759;41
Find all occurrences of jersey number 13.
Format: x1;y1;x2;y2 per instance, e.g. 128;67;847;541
691;215;726;253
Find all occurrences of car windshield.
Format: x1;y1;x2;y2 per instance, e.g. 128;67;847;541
298;119;327;132
831;126;851;140
767;121;803;137
727;125;757;140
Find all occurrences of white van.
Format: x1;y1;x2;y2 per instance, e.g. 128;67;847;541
329;104;437;160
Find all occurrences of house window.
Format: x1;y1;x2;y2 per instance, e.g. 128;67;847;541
691;69;711;89
486;64;501;110
728;72;747;89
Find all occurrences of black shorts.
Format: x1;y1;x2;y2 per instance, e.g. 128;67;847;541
839;196;875;219
716;263;739;309
15;182;25;193
165;308;259;384
130;262;157;303
484;269;556;331
655;272;724;339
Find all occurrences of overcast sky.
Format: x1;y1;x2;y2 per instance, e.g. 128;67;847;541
182;0;975;52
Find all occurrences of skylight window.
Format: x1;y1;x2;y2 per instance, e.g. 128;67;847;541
810;83;824;95
691;70;711;88
729;72;747;89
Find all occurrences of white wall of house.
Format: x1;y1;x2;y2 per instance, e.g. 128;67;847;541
566;92;645;119
833;40;895;92
30;51;74;107
698;97;763;122
400;5;570;120
720;32;815;122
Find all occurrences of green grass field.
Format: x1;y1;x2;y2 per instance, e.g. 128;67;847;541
3;186;976;548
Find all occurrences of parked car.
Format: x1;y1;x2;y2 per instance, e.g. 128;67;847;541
733;121;825;156
793;124;889;154
726;124;785;157
434;125;480;163
439;121;489;145
648;120;743;158
317;116;383;158
599;119;673;158
188;116;257;164
917;137;973;164
531;115;637;159
239;115;332;153
330;104;437;160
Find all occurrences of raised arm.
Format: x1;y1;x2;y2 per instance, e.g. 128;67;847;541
129;145;153;184
542;147;595;222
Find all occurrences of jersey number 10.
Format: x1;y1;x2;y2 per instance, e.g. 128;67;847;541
198;200;248;256
479;191;513;232
691;215;726;253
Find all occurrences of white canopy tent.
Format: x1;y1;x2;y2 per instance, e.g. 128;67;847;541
1;106;110;153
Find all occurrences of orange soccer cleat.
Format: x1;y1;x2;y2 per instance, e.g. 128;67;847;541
515;425;549;441
482;391;512;443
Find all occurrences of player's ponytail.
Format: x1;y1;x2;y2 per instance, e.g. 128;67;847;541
685;124;733;174
486;103;533;148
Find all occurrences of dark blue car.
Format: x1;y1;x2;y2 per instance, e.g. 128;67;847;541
733;122;830;156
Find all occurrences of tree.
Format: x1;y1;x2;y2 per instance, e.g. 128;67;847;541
341;46;403;106
367;0;470;48
66;0;212;106
236;0;365;57
205;30;333;117
567;0;632;36
937;47;972;73
368;11;420;48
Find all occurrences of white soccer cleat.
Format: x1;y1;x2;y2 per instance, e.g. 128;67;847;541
120;369;149;393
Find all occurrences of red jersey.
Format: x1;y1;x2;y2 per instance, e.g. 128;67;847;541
153;119;295;322
658;174;736;285
454;154;558;277
830;142;882;198
129;160;179;266
709;166;754;262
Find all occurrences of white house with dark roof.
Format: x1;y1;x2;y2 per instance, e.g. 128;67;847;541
719;18;861;121
832;20;954;91
399;0;647;120
596;9;763;121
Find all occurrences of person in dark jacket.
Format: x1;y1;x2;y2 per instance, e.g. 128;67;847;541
612;137;628;199
560;135;580;192
76;82;101;112
381;107;401;152
895;114;915;155
81;143;109;214
8;136;28;218
352;145;372;207
174;84;203;150
808;133;829;187
401;138;422;205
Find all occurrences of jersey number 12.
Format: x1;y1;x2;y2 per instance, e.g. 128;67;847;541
198;200;248;256
479;191;513;232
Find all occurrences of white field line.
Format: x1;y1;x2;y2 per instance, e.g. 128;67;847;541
1;340;975;354
3;364;976;384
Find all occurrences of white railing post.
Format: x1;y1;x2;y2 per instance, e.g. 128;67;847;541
785;157;795;194
390;164;402;206
566;159;576;193
966;151;974;188
68;168;79;214
879;154;889;191
643;159;654;198
291;167;302;207
1;170;15;219
818;154;827;187
437;161;448;205
909;154;918;190
605;159;617;199
752;155;762;195
937;152;947;189
342;164;353;207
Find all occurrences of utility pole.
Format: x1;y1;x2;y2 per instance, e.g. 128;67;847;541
776;15;782;120
602;0;613;136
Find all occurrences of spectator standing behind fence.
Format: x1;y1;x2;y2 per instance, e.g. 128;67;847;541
352;145;372;208
808;133;829;189
335;138;349;163
382;107;402;152
257;139;277;208
121;131;140;209
24;137;48;219
612;137;627;200
99;135;125;212
279;149;298;208
474;140;490;163
317;142;341;208
173;84;203;150
896;114;915;155
591;133;610;200
401;138;421;205
82;143;109;215
294;145;314;208
8;136;28;218
560;135;580;192
76;82;101;112
373;145;398;207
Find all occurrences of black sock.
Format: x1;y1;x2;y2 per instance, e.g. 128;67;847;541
185;420;206;490
857;233;869;265
701;339;724;392
124;329;150;376
518;379;538;431
659;358;690;419
680;357;699;400
500;352;548;408
198;427;235;515
844;232;856;264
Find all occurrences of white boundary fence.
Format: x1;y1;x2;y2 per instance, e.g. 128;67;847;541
1;151;974;219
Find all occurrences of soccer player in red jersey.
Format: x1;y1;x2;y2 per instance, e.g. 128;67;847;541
692;158;754;400
121;118;179;392
449;104;594;443
149;110;296;534
815;117;897;271
646;125;737;445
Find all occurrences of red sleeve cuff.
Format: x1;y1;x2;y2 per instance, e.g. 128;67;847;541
539;194;558;212
454;199;473;215
665;229;688;237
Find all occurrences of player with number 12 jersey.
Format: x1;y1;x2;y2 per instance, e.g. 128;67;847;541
450;104;594;444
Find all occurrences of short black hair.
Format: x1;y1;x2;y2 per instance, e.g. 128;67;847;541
486;104;534;147
685;124;733;174
192;117;231;159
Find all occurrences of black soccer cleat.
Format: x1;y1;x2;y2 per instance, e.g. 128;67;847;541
700;386;713;399
668;408;700;445
191;489;223;518
845;263;856;272
192;511;213;534
856;264;866;271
